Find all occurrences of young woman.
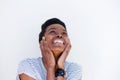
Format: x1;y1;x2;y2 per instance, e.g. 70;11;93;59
17;18;82;80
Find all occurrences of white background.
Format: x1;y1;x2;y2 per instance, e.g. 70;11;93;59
0;0;120;80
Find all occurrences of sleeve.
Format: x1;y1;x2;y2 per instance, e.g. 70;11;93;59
66;63;82;80
16;59;36;80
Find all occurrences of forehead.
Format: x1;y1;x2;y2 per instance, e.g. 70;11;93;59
46;24;66;31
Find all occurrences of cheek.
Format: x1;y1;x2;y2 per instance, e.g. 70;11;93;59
64;37;69;42
45;35;53;43
45;35;54;49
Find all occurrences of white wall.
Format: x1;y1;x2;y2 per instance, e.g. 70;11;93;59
0;0;120;80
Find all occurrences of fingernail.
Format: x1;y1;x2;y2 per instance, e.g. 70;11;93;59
42;36;45;40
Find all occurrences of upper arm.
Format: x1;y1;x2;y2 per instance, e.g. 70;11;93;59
19;73;35;80
16;59;37;80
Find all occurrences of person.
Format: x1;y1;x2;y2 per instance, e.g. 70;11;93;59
16;18;82;80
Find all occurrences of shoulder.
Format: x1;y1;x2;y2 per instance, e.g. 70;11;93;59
19;57;39;64
65;61;82;80
17;57;42;80
18;57;42;68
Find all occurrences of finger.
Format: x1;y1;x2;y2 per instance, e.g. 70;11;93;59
61;44;70;59
42;38;53;55
64;38;71;54
40;39;44;51
40;38;45;56
42;37;49;52
40;36;48;56
62;38;71;58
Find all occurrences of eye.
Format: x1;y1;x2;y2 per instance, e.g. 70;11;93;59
49;30;56;34
62;32;67;36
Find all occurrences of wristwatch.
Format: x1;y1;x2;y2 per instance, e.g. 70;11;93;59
55;68;66;77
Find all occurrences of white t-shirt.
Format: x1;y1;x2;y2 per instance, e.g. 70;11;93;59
16;57;82;80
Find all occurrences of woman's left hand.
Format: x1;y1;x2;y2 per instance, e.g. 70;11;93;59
57;38;71;68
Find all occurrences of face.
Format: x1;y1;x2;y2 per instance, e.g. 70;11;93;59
44;24;68;56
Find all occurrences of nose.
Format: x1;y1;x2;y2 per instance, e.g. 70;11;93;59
57;33;62;38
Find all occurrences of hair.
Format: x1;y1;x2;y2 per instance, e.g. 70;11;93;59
39;18;66;43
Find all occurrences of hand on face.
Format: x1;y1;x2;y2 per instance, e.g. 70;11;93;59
57;38;71;68
40;36;71;70
40;37;56;70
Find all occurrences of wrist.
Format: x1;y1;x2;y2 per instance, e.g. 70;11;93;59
57;63;64;69
47;67;55;72
55;68;66;78
47;68;55;80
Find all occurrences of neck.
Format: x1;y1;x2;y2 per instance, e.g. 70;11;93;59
54;52;62;62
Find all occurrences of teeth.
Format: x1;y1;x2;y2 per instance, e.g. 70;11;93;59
54;39;63;44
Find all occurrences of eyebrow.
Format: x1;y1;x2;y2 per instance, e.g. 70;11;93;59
47;27;66;31
47;28;56;31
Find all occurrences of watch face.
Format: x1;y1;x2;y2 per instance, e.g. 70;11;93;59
61;72;64;75
55;68;65;77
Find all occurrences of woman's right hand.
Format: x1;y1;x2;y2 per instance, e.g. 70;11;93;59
40;37;56;80
40;37;56;70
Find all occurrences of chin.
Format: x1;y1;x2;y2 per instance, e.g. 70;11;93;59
52;49;63;55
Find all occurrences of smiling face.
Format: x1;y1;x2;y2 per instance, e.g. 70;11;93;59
44;24;68;57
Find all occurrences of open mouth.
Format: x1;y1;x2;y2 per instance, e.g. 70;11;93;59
52;39;65;45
